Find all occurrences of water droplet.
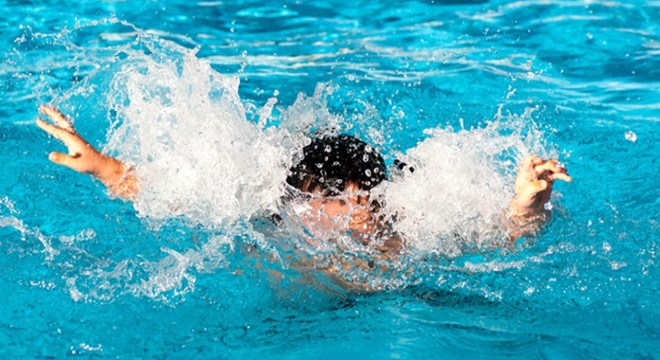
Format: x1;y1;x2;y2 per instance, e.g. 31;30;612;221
543;202;553;211
365;169;372;177
365;145;372;153
324;145;332;153
362;155;369;162
524;287;535;296
625;131;637;142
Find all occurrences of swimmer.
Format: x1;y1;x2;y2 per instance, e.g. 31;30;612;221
35;105;572;250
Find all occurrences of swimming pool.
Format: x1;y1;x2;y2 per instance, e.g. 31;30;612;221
1;0;658;358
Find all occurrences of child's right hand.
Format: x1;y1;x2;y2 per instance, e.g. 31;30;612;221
36;105;109;176
36;105;138;199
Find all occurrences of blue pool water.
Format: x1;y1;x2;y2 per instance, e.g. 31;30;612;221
1;0;658;358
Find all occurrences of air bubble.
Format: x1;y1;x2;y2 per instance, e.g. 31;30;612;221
625;131;637;142
365;169;372;177
543;202;553;211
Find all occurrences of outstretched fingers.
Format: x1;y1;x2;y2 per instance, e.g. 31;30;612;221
36;106;87;151
40;105;75;133
36;119;75;143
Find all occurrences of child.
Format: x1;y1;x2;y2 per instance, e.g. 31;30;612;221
36;105;572;251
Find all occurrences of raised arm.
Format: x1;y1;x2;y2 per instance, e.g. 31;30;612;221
506;155;572;240
36;105;139;200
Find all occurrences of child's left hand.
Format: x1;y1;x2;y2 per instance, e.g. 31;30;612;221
509;155;572;218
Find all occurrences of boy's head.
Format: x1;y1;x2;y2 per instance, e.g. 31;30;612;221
286;134;386;196
286;135;387;236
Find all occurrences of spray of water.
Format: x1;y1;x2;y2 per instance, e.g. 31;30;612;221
376;121;546;256
102;41;291;227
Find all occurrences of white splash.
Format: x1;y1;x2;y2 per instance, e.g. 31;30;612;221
376;121;545;255
103;40;291;227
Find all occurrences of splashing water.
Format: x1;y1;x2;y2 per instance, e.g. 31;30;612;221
378;123;534;256
103;38;292;227
8;20;564;296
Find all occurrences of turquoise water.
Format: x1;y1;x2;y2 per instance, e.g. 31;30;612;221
1;0;658;358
